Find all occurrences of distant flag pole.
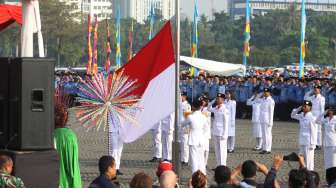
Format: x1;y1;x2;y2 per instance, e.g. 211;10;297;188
243;0;251;68
115;4;121;68
105;19;112;73
86;15;93;75
299;0;306;79
92;15;99;75
149;0;155;40
128;20;134;61
190;0;198;76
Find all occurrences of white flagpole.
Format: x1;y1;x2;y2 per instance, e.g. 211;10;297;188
173;0;181;177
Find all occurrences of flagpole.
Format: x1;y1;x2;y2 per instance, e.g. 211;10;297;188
173;0;181;178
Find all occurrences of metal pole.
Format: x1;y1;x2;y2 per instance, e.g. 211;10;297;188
173;0;181;178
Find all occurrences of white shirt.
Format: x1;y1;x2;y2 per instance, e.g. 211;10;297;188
246;96;261;123
321;116;336;147
208;103;229;138
201;107;211;139
291;109;318;146
259;96;275;126
307;94;325;117
182;110;208;146
161;113;175;133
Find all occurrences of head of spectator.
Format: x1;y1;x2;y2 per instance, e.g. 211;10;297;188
55;104;69;129
288;169;306;188
0;155;13;174
191;170;207;188
198;74;205;81
130;172;153;188
214;165;231;185
225;91;231;100
156;161;173;178
216;93;225;105
241;160;257;179
326;167;336;187
159;170;177;188
314;85;321;95
214;76;220;83
310;171;320;188
302;100;312;113
98;156;116;180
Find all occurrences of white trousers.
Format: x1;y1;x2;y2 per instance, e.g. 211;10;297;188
256;137;263;149
213;136;227;166
190;145;206;174
299;145;315;171
261;123;272;152
324;146;336;169
317;123;322;146
228;136;235;151
162;131;173;160
180;134;189;162
151;129;162;159
204;139;210;165
109;133;123;170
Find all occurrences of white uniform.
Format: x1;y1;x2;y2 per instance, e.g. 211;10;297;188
226;99;237;151
246;96;262;149
182;110;208;174
307;94;325;146
201;107;211;165
109;120;123;170
320;115;336;169
209;103;229;166
178;101;191;163
259;96;275;152
150;122;162;159
291;108;318;170
161;113;175;161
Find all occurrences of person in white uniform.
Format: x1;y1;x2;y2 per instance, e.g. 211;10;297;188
306;85;325;150
182;98;207;174
109;117;124;175
259;88;275;154
246;90;263;151
225;91;237;153
161;113;175;162
179;92;191;165
291;100;318;170
319;108;336;169
200;95;211;166
208;93;229;166
149;122;162;162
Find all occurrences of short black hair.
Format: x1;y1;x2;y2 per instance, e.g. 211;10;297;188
98;156;115;175
241;160;257;178
0;155;12;169
289;169;306;188
192;99;202;110
310;171;320;187
214;165;231;184
326;167;336;186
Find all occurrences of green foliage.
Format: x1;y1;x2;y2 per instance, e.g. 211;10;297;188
0;1;335;67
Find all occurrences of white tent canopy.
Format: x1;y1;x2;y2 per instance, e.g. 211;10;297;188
180;56;246;76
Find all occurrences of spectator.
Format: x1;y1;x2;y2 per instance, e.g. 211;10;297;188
310;171;320;188
210;165;235;188
89;156;118;188
130;172;152;188
288;169;306;188
231;160;268;188
326;167;336;188
190;170;207;188
159;170;178;188
0;155;25;188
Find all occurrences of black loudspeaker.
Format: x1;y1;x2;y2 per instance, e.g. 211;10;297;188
0;150;59;188
0;58;55;150
0;58;9;148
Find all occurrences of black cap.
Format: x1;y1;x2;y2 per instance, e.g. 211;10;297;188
181;92;187;96
263;88;271;93
217;93;225;98
201;94;208;101
303;100;312;107
314;85;322;89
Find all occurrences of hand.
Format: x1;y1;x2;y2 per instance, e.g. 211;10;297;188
256;162;268;175
298;154;305;168
297;106;302;111
272;154;283;171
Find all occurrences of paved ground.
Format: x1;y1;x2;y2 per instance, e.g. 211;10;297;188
68;110;326;187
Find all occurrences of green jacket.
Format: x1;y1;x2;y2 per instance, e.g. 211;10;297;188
0;171;25;188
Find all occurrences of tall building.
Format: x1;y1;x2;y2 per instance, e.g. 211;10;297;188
82;0;113;21
230;0;336;19
181;0;229;20
113;0;175;23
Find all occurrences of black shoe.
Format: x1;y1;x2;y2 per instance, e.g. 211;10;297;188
315;146;322;150
117;170;123;176
228;150;234;153
181;162;188;166
265;151;271;154
259;150;267;154
253;147;262;151
149;157;159;162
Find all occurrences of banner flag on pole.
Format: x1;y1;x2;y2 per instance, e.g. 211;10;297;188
190;0;198;76
243;0;250;67
128;20;134;61
115;4;121;68
299;0;306;79
92;15;99;75
105;19;112;73
149;0;155;40
86;15;93;75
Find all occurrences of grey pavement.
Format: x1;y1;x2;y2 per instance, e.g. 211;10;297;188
68;110;325;187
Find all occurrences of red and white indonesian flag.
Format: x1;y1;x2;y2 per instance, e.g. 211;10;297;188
118;21;175;143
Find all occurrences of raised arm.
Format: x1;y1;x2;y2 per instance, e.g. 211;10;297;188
291;107;302;121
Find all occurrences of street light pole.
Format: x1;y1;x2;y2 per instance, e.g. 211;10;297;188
173;0;181;178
